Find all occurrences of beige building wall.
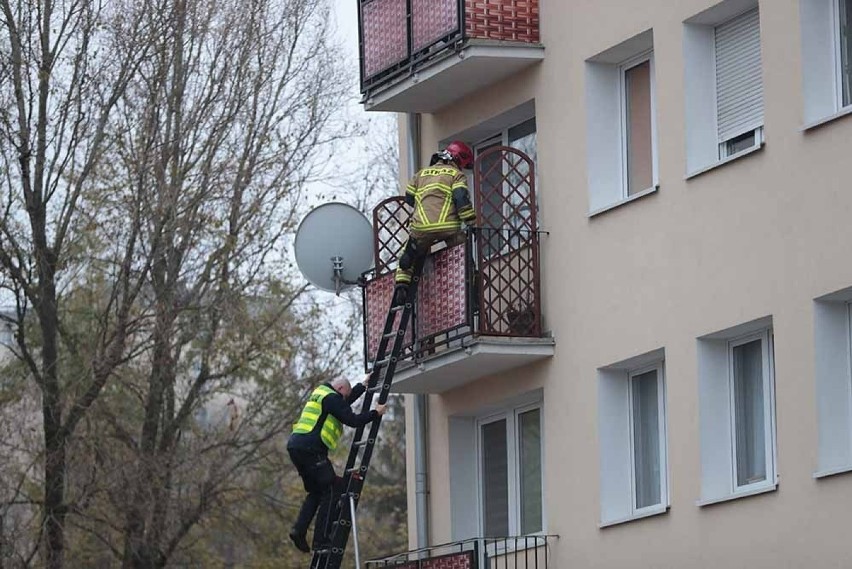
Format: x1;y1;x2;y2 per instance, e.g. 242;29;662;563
396;0;852;566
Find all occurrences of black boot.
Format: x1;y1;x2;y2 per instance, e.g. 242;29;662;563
288;530;310;553
393;283;409;305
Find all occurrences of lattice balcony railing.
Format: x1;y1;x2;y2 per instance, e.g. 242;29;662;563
362;146;541;366
359;0;541;93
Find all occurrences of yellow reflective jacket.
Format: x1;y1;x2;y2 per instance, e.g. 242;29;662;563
405;162;476;233
292;385;344;450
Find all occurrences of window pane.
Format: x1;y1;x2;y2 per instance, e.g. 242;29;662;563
481;419;509;537
625;60;653;195
632;370;661;509
518;409;543;534
733;339;767;487
840;0;852;106
724;130;757;157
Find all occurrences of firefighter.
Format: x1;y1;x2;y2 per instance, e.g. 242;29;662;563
287;375;387;553
393;140;476;304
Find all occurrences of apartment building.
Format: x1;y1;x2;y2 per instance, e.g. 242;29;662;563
357;0;852;567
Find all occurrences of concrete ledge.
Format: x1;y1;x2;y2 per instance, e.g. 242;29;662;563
363;40;545;113
391;335;555;394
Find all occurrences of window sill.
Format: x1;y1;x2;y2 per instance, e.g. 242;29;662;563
813;464;852;479
587;185;659;218
801;105;852;132
696;482;777;507
599;505;668;529
685;143;765;180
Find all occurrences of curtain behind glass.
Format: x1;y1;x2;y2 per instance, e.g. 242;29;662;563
518;409;543;534
625;60;653;195
733;340;766;487
632;370;661;509
841;0;852;106
481;419;509;537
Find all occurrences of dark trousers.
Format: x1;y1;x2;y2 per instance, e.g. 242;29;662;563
288;447;339;547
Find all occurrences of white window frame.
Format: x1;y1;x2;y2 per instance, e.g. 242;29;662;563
684;2;765;176
719;125;764;159
626;362;669;517
618;50;658;199
813;291;852;478
475;402;545;538
714;7;764;159
726;329;777;493
833;0;851;109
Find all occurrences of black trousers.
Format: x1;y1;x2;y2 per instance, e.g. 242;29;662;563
288;447;339;547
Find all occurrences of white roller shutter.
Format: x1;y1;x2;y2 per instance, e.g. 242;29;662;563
715;8;764;143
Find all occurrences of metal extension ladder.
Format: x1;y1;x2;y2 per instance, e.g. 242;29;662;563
310;259;423;569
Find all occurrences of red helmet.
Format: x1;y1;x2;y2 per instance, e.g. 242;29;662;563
445;140;474;170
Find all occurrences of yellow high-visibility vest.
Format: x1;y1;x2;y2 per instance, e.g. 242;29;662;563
292;385;344;450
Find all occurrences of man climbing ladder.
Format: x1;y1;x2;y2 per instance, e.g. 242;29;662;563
287;377;387;553
308;252;427;569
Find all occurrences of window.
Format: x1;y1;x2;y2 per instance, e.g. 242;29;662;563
631;366;664;509
729;334;772;488
840;0;852;106
684;2;764;174
800;0;852;125
586;30;658;214
622;56;654;196
814;288;852;478
598;350;668;526
697;318;777;504
478;404;544;536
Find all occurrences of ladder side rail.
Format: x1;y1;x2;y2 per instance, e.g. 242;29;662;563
322;301;417;568
315;257;424;569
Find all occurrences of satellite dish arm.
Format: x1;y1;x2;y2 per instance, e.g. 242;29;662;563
331;256;366;295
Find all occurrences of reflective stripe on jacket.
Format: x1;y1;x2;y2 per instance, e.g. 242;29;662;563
405;164;476;233
292;385;344;450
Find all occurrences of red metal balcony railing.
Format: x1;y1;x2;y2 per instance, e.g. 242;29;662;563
358;0;541;93
362;146;541;367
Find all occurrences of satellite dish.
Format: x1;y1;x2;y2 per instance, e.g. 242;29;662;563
295;202;374;294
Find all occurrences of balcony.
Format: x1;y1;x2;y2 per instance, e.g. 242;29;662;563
358;0;544;112
362;146;554;394
366;535;557;568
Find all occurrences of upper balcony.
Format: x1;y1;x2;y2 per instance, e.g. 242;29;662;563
362;146;554;394
358;0;544;112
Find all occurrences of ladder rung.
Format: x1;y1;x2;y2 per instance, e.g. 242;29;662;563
346;465;366;475
383;330;400;339
368;384;387;393
354;438;373;447
374;356;394;368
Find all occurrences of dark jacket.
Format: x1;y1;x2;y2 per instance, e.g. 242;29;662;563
287;383;376;454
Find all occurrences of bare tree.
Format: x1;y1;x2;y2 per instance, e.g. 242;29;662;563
0;0;357;566
88;0;353;566
0;1;156;566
